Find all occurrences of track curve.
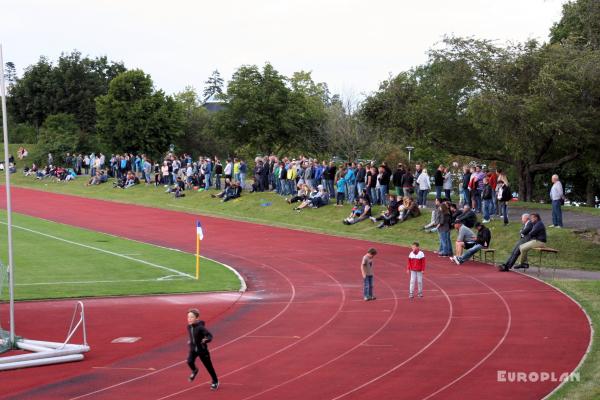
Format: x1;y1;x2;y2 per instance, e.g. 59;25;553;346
0;187;591;400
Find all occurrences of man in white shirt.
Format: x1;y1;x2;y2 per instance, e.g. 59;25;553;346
549;174;564;228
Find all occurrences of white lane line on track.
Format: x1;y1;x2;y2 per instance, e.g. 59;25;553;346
68;255;296;400
155;257;348;400
2;222;194;280
419;275;512;400
329;275;454;400
237;272;401;400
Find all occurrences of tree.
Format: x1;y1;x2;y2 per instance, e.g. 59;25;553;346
3;62;17;88
362;37;596;201
174;86;229;156
95;70;183;158
202;70;224;103
215;63;328;155
37;113;82;159
550;0;600;49
8;51;125;132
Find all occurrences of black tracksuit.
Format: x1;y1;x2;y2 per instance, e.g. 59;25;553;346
187;321;218;383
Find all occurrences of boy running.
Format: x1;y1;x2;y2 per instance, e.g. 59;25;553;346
186;308;219;390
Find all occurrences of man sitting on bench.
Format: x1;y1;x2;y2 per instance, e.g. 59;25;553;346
499;213;532;271
513;213;547;269
451;222;491;265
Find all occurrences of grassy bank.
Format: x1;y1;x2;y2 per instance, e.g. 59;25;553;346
548;280;599;400
5;172;600;271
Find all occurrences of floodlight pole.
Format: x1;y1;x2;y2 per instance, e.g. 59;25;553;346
0;44;16;345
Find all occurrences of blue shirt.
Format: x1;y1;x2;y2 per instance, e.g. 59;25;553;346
337;177;346;193
345;168;356;185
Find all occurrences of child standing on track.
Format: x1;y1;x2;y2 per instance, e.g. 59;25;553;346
407;242;426;299
186;308;219;390
361;248;378;301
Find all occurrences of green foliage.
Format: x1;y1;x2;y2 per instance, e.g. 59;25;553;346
174;86;230;157
8;51;125;132
361;37;600;201
550;0;600;49
37;113;81;162
95;70;183;158
215;63;328;155
203;70;224;102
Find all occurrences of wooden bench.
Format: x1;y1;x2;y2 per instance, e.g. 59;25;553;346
473;248;496;266
531;247;559;279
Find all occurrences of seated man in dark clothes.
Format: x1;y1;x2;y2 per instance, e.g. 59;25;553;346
512;213;546;269
222;182;242;202
455;204;477;228
371;194;400;228
452;222;491;265
499;213;533;271
449;203;462;226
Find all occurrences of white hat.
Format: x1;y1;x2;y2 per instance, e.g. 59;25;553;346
318;184;324;190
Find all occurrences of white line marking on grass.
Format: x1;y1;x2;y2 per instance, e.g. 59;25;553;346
16;278;173;286
1;222;194;280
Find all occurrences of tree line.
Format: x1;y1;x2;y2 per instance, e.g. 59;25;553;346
2;0;599;204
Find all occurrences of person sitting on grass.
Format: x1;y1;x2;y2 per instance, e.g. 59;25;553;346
423;198;442;233
343;196;372;225
294;185;329;211
166;176;186;195
398;197;420;223
87;169;108;186
451;222;491;265
371;194;400;228
286;184;310;204
212;181;242;202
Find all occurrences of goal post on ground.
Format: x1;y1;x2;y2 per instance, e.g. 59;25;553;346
0;43;90;370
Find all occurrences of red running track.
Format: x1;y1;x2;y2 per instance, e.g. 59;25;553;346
0;187;591;400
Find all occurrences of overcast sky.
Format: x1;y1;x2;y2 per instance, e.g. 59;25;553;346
1;0;567;99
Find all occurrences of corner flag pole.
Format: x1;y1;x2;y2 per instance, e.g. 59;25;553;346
0;44;16;345
195;221;204;280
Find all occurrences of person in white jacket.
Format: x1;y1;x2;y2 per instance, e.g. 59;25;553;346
416;168;431;208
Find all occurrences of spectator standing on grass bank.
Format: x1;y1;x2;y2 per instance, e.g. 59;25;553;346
186;309;219;390
550;174;564;228
416;168;431;208
407;242;426;299
443;166;452;201
361;248;377;301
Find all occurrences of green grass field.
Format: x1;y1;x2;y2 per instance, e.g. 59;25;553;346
548;280;599;400
0;211;240;300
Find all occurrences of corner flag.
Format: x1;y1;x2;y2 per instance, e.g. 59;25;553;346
195;220;204;280
196;220;204;240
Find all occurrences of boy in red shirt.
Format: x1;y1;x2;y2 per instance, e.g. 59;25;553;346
406;242;426;299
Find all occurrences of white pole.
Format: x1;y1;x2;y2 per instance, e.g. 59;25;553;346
0;43;16;345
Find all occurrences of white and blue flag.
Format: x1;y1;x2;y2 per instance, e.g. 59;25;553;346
196;220;204;240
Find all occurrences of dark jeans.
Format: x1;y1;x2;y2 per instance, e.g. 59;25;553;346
336;192;345;205
504;238;527;268
187;349;218;383
363;275;374;299
500;201;508;224
435;186;442;200
444;189;452;202
552;200;563;227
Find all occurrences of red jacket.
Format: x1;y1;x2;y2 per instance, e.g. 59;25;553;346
407;250;426;272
